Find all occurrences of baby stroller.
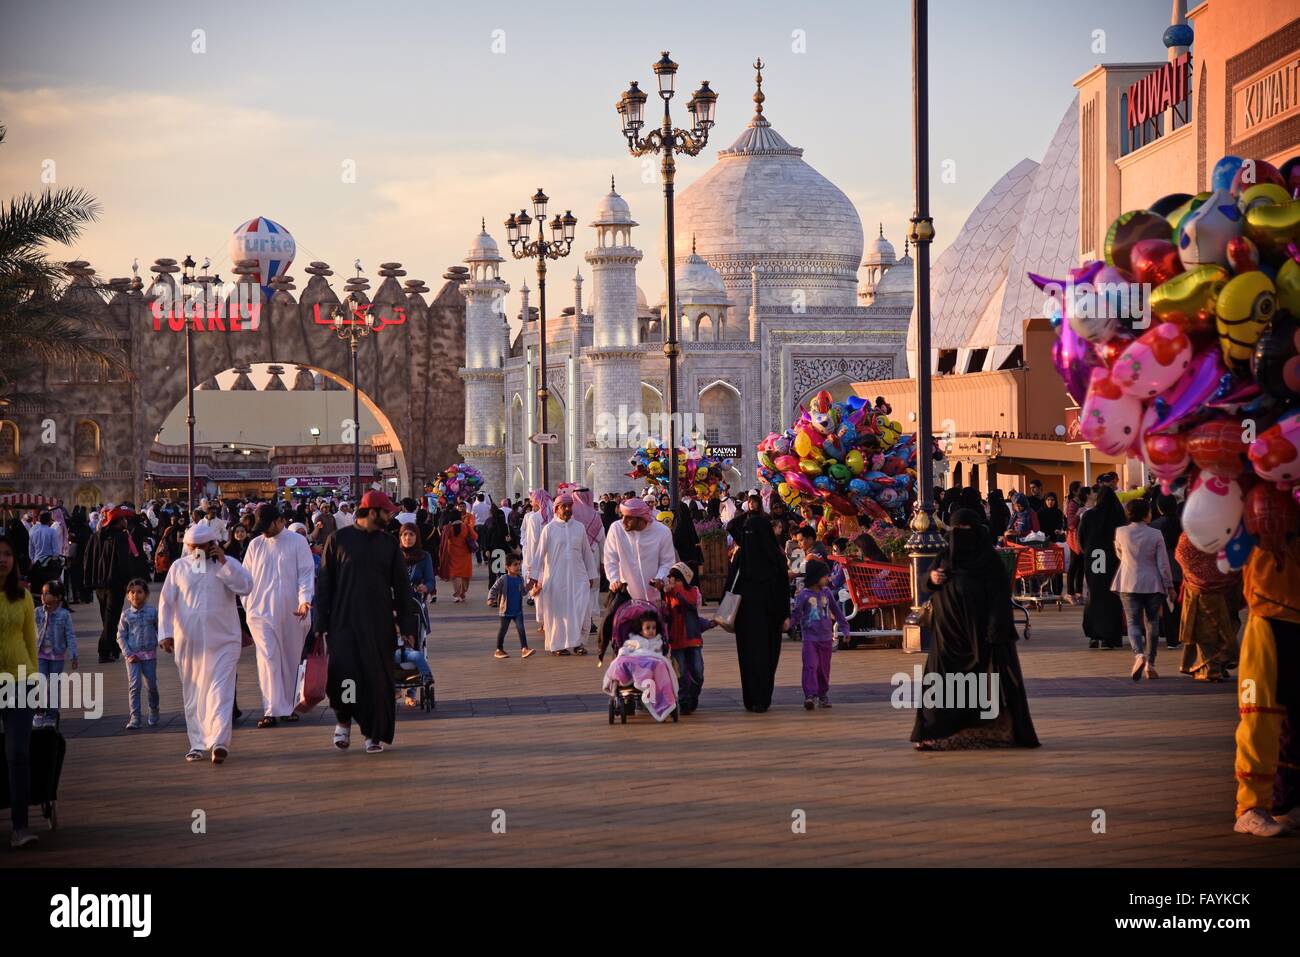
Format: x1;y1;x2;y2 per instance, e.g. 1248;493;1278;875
393;588;435;712
602;599;679;724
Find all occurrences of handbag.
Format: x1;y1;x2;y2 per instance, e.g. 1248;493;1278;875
713;563;743;633
295;632;328;713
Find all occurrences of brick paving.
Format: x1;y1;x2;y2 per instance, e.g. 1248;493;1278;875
6;589;1299;867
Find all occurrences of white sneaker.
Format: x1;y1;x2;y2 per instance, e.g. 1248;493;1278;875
1274;807;1300;833
1234;809;1285;837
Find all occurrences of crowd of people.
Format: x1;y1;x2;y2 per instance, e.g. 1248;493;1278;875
1;460;1296;846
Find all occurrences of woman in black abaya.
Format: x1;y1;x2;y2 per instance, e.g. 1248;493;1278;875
1078;488;1127;649
725;510;790;712
672;501;702;581
911;509;1039;750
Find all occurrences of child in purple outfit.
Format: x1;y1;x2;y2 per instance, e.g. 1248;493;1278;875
793;559;850;710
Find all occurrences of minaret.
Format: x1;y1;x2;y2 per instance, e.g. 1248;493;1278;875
573;269;584;319
748;265;761;341
584;178;644;495
457;220;510;500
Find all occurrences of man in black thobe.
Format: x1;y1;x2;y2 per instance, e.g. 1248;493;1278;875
315;490;415;753
83;507;134;662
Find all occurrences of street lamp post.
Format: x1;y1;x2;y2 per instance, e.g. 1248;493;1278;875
180;255;198;509
617;51;716;516
905;0;944;652
331;280;375;499
505;192;577;492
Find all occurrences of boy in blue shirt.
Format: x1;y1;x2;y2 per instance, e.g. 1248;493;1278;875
487;553;534;659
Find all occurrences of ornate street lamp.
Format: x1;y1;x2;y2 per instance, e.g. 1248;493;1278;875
180;255;198;507
505;190;576;491
905;0;944;653
617;51;716;515
329;268;376;499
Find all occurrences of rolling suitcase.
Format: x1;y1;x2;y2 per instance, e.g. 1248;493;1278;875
0;711;66;830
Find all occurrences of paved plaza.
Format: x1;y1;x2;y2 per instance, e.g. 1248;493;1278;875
7;592;1299;868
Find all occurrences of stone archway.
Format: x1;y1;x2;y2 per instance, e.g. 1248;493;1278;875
129;262;467;501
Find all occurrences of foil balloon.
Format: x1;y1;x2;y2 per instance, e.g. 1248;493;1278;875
1229;158;1287;197
1216;271;1277;372
1251;314;1300;401
773;454;799;473
1177;189;1242;270
1224;236;1260;275
1147;348;1227;434
1129;239;1183;286
1105;211;1173;273
1249;413;1300;486
1167;192;1210;233
1147;193;1192;218
1276;258;1300;315
1052;318;1096;404
1080;366;1144;455
1142;430;1189;493
785;471;816;497
1183;473;1245;554
1186;418;1249;478
1244;482;1300;560
776;482;802;509
1210;156;1244;192
1218;522;1257;573
1238;183;1292;214
1111;322;1191;398
1243;200;1300;250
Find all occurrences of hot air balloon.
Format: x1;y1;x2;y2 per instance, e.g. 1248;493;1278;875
229;217;295;291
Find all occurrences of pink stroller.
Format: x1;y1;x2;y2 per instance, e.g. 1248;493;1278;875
602;599;679;724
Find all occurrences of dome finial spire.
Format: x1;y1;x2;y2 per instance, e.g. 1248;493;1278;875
692;232;697;255
878;223;883;237
753;57;765;116
611;174;616;193
481;217;486;232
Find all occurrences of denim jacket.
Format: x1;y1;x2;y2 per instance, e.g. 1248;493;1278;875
117;604;160;659
35;605;77;661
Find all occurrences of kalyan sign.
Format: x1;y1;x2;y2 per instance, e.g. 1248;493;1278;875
1126;53;1191;131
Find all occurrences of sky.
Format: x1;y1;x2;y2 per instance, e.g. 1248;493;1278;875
0;0;1175;332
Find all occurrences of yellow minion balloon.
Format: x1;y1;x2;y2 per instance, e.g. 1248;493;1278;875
1215;271;1276;372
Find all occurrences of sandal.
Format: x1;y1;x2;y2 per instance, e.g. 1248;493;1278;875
281;713;300;723
333;725;351;750
211;746;228;765
558;649;571;656
364;739;384;754
573;646;588;656
185;749;205;763
257;716;277;729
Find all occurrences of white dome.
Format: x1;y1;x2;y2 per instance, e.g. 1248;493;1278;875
635;285;653;318
466;223;503;263
863;225;896;266
671;64;863;316
675;247;729;305
871;254;913;306
591;180;636;227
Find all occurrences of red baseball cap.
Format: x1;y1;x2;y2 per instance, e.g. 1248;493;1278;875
358;490;398;514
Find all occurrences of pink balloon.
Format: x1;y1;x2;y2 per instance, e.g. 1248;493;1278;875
1053;319;1097;405
784;471;816;497
773;454;799;472
1141;430;1189;493
1147;348;1228;435
1184;473;1244;554
1081;366;1144;456
1248;412;1300;486
1112;322;1192;398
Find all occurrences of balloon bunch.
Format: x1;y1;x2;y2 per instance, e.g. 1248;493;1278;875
755;391;929;523
1036;153;1300;571
427;463;484;507
625;441;732;500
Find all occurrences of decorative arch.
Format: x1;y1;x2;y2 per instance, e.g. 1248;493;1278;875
695;313;713;342
698;381;742;450
510;467;526;502
584;386;595;446
510;394;525;455
796;377;856;411
75;418;102;474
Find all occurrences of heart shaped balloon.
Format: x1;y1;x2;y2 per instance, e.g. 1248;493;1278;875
1130;239;1184;286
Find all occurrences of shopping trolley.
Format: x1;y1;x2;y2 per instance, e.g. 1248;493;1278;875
1010;542;1067;612
833;558;913;649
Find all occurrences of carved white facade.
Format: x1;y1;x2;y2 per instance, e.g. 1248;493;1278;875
464;65;911;500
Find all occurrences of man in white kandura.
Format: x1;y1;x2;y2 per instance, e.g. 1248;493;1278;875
535;493;596;656
159;523;253;765
521;488;552;632
242;503;315;729
566;485;606;631
603;497;677;601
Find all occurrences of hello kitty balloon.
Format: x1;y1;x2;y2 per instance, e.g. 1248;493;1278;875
1248;412;1300;487
1183;473;1245;554
1111;322;1192;398
1080;366;1144;456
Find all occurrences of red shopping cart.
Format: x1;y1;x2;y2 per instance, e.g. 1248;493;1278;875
833;558;913;649
1010;543;1066;611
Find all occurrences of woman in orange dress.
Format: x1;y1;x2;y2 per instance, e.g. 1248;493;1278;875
437;509;477;602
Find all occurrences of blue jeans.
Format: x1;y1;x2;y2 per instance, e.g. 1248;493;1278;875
1122;592;1164;663
672;647;704;710
1;702;33;830
38;658;65;715
126;657;160;718
495;613;528;650
394;646;432;680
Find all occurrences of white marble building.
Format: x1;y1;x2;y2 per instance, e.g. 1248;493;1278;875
459;68;912;500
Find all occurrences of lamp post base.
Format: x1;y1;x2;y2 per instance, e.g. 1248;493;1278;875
904;506;946;655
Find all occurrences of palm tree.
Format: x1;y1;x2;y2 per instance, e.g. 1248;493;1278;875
0;122;128;403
